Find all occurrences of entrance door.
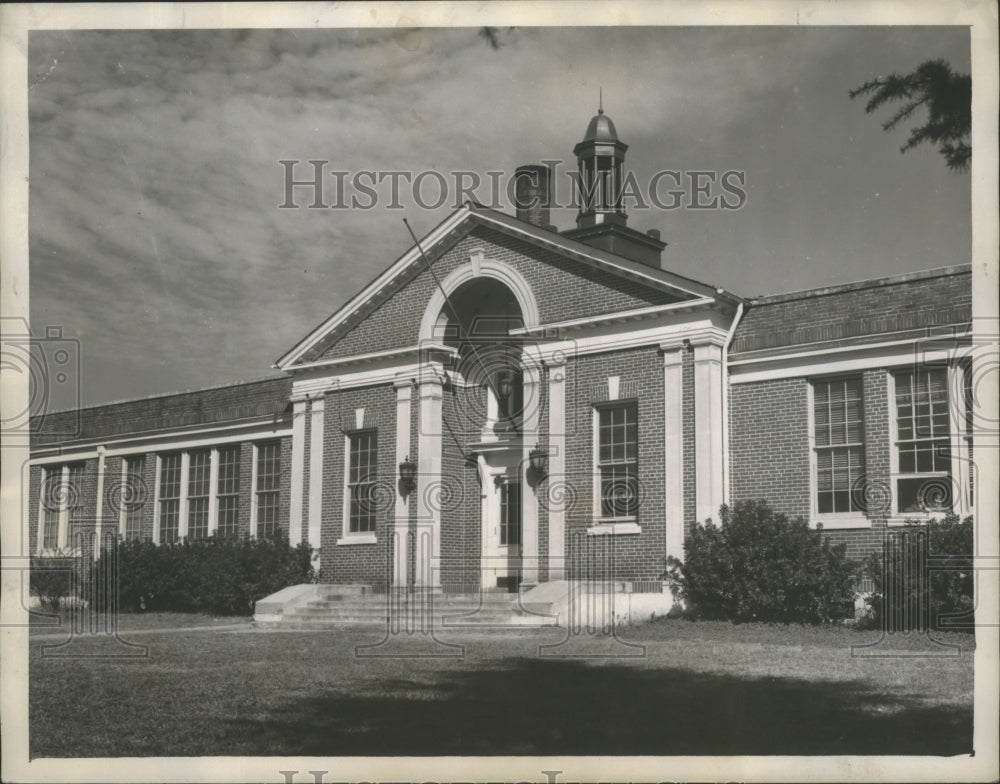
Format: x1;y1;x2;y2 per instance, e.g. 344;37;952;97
495;481;523;591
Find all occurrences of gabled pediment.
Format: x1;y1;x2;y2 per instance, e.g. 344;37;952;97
277;203;737;371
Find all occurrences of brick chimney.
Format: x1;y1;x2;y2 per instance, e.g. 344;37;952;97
513;164;552;229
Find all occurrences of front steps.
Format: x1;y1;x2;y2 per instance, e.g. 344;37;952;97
254;584;558;629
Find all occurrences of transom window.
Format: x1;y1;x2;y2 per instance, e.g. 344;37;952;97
216;446;241;537
348;430;378;533
813;377;866;514
255;441;281;537
597;402;639;520
894;368;952;513
158;454;182;543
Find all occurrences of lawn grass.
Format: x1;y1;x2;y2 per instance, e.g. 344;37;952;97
29;609;250;634
29;619;974;758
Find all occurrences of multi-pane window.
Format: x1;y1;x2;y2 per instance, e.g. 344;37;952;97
216;446;241;537
597;402;639;519
41;467;61;550
187;450;211;540
65;464;87;546
158;454;182;543
499;481;522;546
813;378;866;514
895;368;952;513
123;456;145;540
255;441;281;537
348;430;378;533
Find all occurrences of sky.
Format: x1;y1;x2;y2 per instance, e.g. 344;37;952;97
27;25;972;408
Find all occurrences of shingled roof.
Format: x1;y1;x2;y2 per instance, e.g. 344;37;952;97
31;375;292;446
730;265;971;356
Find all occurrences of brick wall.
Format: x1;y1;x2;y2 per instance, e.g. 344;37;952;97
320;385;395;585
728;377;811;521
562;347;666;583
316;226;681;362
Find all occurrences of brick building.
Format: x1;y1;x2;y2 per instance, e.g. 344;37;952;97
28;107;974;616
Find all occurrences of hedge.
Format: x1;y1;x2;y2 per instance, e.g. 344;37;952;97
93;532;315;616
861;514;974;631
666;500;857;624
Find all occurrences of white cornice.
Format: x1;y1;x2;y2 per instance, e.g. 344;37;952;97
31;418;292;462
509;297;716;336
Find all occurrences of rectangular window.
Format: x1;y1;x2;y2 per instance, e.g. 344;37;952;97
187;449;211;540
895;368;952;513
216;446;241;537
597;402;639;520
158;454;182;543
123;456;145;540
348;430;377;533
42;467;62;550
255;441;281;537
499;481;521;546
813;378;866;514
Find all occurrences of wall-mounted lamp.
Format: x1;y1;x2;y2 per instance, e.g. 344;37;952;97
527;443;548;487
398;456;417;498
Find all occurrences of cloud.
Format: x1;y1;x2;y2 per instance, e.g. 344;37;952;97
28;26;971;405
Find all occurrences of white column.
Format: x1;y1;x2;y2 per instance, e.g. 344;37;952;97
178;451;190;540
662;348;685;563
56;466;69;548
694;342;725;525
416;367;443;587
118;457;129;537
308;398;325;552
948;363;971;515
288;399;307;544
94;446;106;548
393;380;413;586
152;456;162;543
207;448;220;537
547;359;567;580
520;364;541;585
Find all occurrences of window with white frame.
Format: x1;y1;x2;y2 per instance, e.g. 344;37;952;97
894;368;952;513
158;453;182;543
813;377;866;515
39;463;89;551
255;441;281;537
122;456;145;540
216;446;241;537
347;429;377;534
187;449;211;540
499;481;522;546
596;402;639;520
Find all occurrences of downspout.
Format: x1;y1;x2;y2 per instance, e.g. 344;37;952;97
721;300;745;506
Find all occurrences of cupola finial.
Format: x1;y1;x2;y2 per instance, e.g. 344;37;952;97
598;86;603;115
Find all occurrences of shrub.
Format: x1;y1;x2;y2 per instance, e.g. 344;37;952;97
666;500;857;624
861;514;973;631
94;532;314;616
29;553;75;612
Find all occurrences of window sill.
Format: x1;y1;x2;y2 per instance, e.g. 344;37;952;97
886;514;952;527
587;519;641;536
336;533;377;546
811;516;871;530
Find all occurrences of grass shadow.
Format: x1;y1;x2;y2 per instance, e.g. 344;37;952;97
223;656;972;756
